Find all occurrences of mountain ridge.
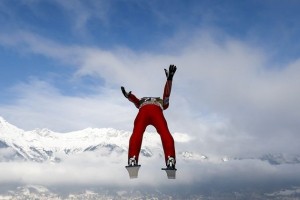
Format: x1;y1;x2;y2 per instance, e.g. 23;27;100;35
0;116;191;162
1;116;300;165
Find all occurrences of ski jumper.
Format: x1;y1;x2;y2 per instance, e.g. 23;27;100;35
127;80;176;164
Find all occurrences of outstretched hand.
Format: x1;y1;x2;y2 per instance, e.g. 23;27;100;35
121;86;131;98
164;64;177;80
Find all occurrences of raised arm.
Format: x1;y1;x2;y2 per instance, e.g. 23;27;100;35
121;86;140;108
163;65;177;110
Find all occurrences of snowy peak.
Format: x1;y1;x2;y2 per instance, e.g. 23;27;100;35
1;116;299;165
0;116;14;129
0;116;24;135
0;116;7;124
0;116;190;162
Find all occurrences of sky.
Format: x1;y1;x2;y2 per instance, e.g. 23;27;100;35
0;0;300;197
0;0;300;196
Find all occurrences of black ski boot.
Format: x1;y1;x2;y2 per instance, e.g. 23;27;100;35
162;156;177;179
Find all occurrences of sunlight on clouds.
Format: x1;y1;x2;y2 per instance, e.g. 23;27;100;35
0;78;135;132
0;29;300;157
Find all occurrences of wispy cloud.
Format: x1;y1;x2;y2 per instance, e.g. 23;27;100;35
1;29;300;158
52;0;111;33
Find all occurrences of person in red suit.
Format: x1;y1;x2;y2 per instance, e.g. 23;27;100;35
121;65;177;169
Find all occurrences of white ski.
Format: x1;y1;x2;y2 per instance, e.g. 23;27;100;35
125;165;141;179
162;168;177;179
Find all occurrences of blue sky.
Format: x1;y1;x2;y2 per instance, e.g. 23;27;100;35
1;0;300;153
1;0;300;90
1;0;300;96
1;0;300;196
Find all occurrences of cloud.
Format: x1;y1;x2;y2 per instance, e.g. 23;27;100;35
0;151;300;195
0;78;135;132
52;0;111;32
0;29;300;158
0;0;111;38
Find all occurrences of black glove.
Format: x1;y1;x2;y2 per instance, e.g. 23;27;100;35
121;86;131;98
164;64;177;80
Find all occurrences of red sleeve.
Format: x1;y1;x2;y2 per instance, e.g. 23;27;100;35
163;80;172;110
128;93;140;109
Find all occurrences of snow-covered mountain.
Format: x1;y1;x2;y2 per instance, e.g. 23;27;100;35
1;116;300;165
1;116;300;199
0;185;179;200
0;116;193;163
1;184;300;200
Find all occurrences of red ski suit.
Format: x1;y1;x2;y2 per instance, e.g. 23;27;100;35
127;80;176;164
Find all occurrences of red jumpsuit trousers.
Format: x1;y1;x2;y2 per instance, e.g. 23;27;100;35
127;80;176;164
128;104;175;164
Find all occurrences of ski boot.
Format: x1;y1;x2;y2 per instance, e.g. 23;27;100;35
125;156;141;179
162;156;177;179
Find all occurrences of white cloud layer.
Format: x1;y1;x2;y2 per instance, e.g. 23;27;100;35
0;29;300;158
0;152;300;194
